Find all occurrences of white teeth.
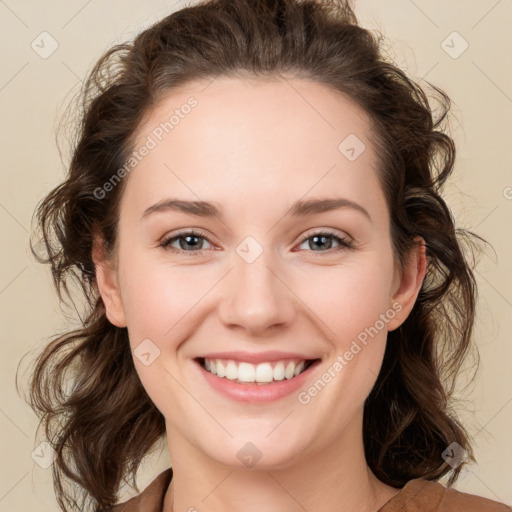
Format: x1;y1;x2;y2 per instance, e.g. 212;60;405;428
202;358;311;383
238;362;255;382
216;360;226;378
273;362;285;381
285;361;295;379
294;360;305;377
255;363;273;383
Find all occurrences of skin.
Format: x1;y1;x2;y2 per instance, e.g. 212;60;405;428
94;75;427;512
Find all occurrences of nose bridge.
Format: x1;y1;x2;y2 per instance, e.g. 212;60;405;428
218;237;295;334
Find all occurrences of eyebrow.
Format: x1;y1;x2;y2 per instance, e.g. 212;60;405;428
141;197;371;222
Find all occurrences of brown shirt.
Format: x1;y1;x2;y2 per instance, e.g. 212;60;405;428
109;468;512;511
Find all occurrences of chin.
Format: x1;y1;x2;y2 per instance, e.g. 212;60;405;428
205;438;307;472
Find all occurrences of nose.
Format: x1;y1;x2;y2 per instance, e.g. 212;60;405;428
217;249;297;337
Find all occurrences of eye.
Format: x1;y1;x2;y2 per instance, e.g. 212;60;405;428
295;230;353;254
159;229;353;256
159;230;213;254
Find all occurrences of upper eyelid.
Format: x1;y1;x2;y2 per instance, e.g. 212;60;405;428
161;228;352;250
300;227;351;241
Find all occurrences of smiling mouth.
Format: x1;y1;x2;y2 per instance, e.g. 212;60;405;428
195;357;320;385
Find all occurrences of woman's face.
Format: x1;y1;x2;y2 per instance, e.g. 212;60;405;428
95;76;425;470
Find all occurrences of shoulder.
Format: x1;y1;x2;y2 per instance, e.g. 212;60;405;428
105;468;173;512
380;478;511;512
440;482;512;512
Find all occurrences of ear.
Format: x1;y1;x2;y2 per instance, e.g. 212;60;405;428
386;236;427;332
92;235;127;328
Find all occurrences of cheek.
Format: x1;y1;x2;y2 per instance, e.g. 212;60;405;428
295;256;395;339
118;258;206;412
121;250;394;330
119;240;395;347
119;247;395;427
119;254;215;341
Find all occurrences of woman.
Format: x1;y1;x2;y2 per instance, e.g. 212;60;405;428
27;0;511;511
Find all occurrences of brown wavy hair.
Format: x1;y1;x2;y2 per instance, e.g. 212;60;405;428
21;0;487;510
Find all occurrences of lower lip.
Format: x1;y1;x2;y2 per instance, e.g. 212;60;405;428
195;359;321;403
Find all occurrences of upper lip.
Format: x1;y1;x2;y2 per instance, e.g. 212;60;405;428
196;351;321;364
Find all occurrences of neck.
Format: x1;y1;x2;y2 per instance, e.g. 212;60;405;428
162;408;400;512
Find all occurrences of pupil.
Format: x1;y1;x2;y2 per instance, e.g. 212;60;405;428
311;235;331;250
181;235;201;250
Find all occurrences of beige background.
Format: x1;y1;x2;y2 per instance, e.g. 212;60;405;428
1;0;511;510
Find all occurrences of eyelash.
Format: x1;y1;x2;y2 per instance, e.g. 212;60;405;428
159;229;354;256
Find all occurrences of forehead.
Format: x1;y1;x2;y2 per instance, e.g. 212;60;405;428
122;75;384;222
134;74;375;151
